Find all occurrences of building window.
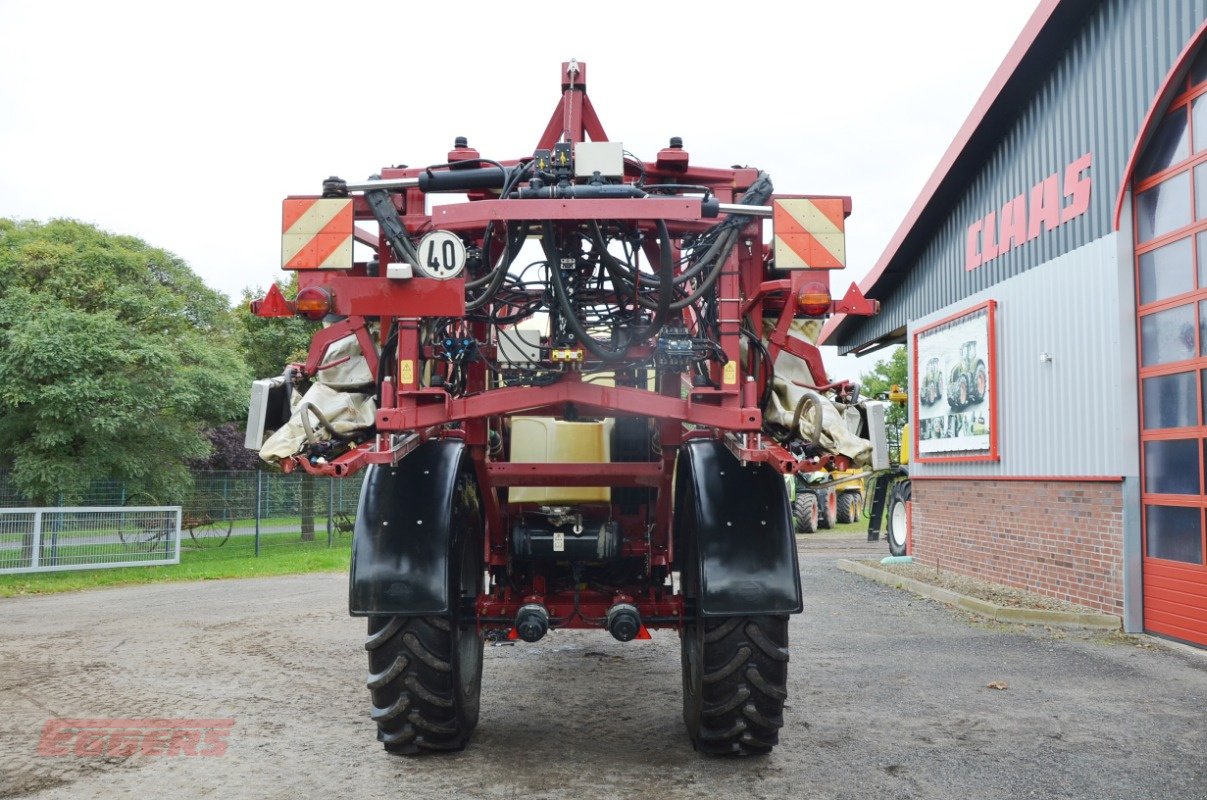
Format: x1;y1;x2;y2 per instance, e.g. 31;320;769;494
1135;56;1207;568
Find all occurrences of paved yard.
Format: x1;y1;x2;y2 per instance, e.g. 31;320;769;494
1;534;1204;799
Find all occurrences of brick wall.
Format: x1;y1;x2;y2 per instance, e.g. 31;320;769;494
911;479;1124;615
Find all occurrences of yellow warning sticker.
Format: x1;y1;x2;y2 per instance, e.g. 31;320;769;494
399;359;415;385
723;361;737;385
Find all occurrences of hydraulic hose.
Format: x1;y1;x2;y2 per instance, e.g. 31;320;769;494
466;161;535;293
666;171;773;310
592;172;772;315
630;220;673;341
741;326;775;412
543;220;628;362
466;222;527;311
589;221;674;342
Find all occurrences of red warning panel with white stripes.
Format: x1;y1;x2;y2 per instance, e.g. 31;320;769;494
281;197;353;270
773;197;847;270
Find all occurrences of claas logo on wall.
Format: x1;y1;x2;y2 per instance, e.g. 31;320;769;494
965;152;1092;271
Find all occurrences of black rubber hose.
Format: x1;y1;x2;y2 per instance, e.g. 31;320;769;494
466;223;526;311
364;187;421;269
589;222;686;314
670;171;773;289
741;326;775;412
375;319;399;408
629;220;674;341
664;171;774;309
543;220;628;362
668;227;738;311
589;220;675;337
466;161;534;291
592;222;732;313
591;177;762;316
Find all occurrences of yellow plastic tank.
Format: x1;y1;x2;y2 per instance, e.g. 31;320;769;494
508;417;613;504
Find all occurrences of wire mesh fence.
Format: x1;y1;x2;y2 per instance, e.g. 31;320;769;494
0;507;181;573
0;471;364;564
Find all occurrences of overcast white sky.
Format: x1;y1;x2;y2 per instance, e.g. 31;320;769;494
0;1;1039;381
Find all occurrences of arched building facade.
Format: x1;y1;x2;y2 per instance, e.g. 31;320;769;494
825;0;1207;646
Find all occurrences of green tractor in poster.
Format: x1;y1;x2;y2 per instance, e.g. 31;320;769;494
920;357;943;406
946;340;987;411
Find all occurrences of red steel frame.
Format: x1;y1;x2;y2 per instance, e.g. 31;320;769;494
270;62;874;631
911;299;1000;464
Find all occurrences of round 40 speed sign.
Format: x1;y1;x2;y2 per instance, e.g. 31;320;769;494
416;230;467;280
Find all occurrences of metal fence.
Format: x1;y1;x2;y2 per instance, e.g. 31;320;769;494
0;507;181;574
0;471;364;563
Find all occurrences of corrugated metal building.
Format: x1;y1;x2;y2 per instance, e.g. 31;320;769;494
824;0;1207;646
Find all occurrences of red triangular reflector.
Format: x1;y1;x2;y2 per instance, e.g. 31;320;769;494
251;283;294;318
635;625;652;640
507;627;519;640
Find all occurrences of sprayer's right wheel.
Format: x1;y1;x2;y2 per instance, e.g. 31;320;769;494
682;615;790;755
793;491;818;534
363;475;483;754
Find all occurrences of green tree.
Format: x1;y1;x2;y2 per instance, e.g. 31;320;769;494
859;345;908;426
234;273;312;380
0;219;250;504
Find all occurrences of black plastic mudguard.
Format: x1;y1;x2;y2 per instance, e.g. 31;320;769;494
348;439;466;616
674;440;803;617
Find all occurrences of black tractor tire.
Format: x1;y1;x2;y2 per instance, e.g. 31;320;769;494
837;491;862;524
817;488;837;530
363;475;484;754
793;491;818;533
887;482;911;557
682;615;790;755
948;375;969;410
676;461;792;756
973;361;988;403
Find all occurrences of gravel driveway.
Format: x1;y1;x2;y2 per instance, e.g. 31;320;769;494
1;535;1205;800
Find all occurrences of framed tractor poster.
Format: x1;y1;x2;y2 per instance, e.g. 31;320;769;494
912;299;999;462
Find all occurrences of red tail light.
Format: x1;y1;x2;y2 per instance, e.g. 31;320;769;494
295;286;334;321
796;281;831;317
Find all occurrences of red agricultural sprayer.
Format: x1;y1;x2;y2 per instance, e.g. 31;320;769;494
247;61;880;756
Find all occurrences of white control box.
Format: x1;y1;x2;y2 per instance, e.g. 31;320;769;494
574;141;625;179
497;315;546;366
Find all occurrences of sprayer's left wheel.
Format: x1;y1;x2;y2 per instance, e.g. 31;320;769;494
363;476;484;754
